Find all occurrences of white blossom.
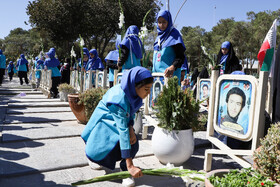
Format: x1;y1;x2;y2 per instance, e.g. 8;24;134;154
80;38;85;47
118;13;125;29
201;46;207;56
139;26;148;38
71;47;76;57
165;162;175;168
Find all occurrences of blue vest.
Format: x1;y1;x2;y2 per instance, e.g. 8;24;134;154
48;66;61;77
18;64;27;72
0;54;6;69
122;52;141;72
35;61;44;79
81;85;135;162
152;46;181;82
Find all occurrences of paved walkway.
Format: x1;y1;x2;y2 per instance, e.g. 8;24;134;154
0;76;241;187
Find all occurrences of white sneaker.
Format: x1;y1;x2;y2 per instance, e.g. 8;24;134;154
88;159;102;170
122;177;135;187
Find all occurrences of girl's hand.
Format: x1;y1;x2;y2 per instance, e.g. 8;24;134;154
127;165;143;178
129;126;137;145
164;65;175;77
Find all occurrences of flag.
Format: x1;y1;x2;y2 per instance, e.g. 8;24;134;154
257;19;277;71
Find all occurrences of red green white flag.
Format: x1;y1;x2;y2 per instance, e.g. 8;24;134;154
257;19;278;72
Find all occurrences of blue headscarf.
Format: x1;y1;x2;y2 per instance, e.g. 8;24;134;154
83;47;90;58
105;39;120;62
220;41;231;65
221;41;231;49
154;10;185;51
18;54;28;66
120;25;143;59
231;71;245;75
36;59;44;69
87;49;104;70
121;66;152;115
8;61;14;69
44;48;60;67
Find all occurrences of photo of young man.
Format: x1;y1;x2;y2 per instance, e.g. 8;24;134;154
220;87;246;134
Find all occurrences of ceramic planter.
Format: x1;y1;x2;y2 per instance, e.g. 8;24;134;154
205;169;230;187
59;91;70;102
68;94;87;124
151;126;194;165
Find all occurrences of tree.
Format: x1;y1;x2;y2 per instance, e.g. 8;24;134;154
181;26;207;71
26;0;160;60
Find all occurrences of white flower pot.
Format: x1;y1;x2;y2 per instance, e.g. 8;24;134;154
152;126;194;165
59;91;69;102
134;111;143;135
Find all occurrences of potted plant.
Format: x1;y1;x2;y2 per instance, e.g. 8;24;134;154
78;87;107;122
253;122;280;185
152;76;200;165
58;83;76;102
205;167;275;187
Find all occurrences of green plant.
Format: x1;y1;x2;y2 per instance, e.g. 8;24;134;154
71;167;204;186
254;122;280;184
208;168;275;187
78;87;107;120
154;76;200;131
58;83;76;93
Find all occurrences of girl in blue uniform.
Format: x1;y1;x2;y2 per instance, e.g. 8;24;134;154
16;54;29;85
86;49;104;71
105;40;120;88
118;25;143;72
34;57;44;88
81;66;153;186
44;48;61;98
7;61;15;81
153;10;186;82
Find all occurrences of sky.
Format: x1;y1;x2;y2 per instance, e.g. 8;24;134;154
0;0;280;39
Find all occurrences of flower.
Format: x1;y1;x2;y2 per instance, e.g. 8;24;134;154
118;12;125;29
71;46;76;58
80;37;84;47
139;26;148;39
261;182;264;186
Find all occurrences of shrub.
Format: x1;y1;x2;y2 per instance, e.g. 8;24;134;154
254;122;280;184
58;83;76;93
154;76;200;131
78;87;107;120
209;168;275;187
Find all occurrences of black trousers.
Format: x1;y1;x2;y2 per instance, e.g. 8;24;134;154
18;71;29;85
0;68;5;85
50;76;61;97
8;72;14;81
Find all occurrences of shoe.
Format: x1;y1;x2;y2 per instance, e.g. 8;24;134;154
122;177;135;187
88;159;102;170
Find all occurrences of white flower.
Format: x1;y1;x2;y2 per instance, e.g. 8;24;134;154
139;26;148;38
80;38;85;47
165;162;175;168
71;47;76;57
201;46;207;56
118;13;125;29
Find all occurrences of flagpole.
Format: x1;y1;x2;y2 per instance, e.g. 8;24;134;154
166;0;169;11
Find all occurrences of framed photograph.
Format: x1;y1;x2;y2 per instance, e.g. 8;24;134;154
197;79;211;106
213;75;258;141
96;71;104;88
84;72;90;90
148;73;167;111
